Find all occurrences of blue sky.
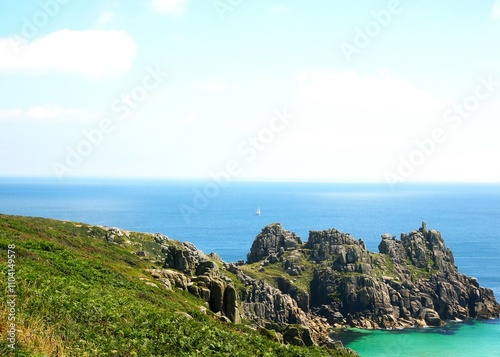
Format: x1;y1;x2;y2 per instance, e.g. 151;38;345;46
1;0;500;182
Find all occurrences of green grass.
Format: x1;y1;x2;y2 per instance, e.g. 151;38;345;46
0;214;352;357
241;262;283;289
240;250;317;295
370;253;400;282
220;268;247;295
405;257;437;281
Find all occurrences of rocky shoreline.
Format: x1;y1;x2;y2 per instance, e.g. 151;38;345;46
145;222;500;351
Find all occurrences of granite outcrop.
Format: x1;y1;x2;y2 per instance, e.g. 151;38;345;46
146;221;500;351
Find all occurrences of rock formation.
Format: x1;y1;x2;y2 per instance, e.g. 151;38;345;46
247;223;302;264
150;241;241;324
146;221;500;351
247;222;500;330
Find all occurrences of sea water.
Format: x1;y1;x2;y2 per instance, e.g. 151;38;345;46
0;179;499;356
339;319;500;357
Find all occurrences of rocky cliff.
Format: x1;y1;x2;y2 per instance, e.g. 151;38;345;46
149;241;241;324
247;223;302;264
243;222;499;329
147;221;500;350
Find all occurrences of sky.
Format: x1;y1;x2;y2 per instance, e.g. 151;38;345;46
0;0;500;182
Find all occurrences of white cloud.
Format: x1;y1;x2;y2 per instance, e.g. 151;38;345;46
0;30;137;79
26;105;66;119
0;105;99;121
152;0;187;15
492;0;500;19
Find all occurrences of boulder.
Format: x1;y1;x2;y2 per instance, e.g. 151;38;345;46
163;242;209;275
424;309;442;326
153;233;169;244
223;285;241;324
246;223;302;263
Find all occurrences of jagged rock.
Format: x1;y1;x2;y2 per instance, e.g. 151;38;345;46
152;243;242;324
152;221;499;353
105;227;129;242
307;221;500;328
209;252;222;261
305;229;371;271
154;233;169;244
378;235;406;264
282;326;314;346
210;278;226;313
424;308;442;326
268;253;279;264
196;260;219;278
283;250;305;276
163;242;209;275
149;269;189;290
247;223;302;264
277;277;310;312
240;278;306;325
224;285;241;324
188;283;211;302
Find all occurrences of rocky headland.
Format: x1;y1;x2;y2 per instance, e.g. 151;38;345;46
147;221;500;350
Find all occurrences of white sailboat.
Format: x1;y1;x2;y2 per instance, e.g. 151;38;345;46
256;207;261;216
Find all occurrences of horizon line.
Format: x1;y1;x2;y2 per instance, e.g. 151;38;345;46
0;176;499;185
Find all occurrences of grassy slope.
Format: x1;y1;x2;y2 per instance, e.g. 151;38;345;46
240;250;316;294
0;214;352;357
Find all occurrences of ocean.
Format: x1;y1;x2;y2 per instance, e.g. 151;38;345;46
339;319;500;356
1;179;499;356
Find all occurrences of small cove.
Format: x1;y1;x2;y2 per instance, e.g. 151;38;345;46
338;319;500;356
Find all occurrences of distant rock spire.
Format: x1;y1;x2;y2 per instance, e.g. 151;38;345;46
421;221;428;234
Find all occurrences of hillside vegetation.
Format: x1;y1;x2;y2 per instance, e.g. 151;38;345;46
0;214;351;357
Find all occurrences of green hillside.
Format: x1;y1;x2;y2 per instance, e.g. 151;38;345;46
0;214;352;357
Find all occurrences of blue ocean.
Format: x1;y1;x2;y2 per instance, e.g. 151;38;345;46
1;179;499;356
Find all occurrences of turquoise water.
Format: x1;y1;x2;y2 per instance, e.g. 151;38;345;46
0;179;499;356
340;319;500;357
